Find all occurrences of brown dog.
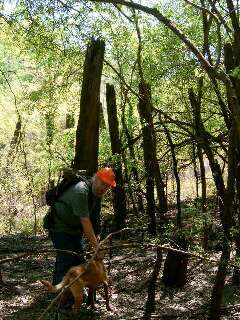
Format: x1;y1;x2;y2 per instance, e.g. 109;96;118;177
41;250;111;312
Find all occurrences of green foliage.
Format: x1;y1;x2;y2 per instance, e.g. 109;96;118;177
230;66;240;79
0;0;235;237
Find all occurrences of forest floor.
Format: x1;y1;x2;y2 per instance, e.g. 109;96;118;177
1;225;240;319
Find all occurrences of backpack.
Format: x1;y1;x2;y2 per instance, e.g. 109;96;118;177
43;169;89;230
45;169;89;206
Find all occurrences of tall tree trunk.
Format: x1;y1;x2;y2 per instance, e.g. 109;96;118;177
121;150;138;215
207;14;240;310
192;142;199;202
162;121;181;227
106;83;127;230
208;39;239;319
226;0;240;66
138;82;167;234
224;41;240;282
138;82;156;235
208;241;230;320
196;142;209;250
138;82;158;234
189;88;226;230
160;121;188;287
232;157;240;282
123;120;144;212
197;143;207;212
73;38;105;174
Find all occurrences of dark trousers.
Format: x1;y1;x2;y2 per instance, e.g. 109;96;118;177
49;231;86;285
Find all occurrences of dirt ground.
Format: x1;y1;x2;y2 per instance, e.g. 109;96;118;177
1;233;240;320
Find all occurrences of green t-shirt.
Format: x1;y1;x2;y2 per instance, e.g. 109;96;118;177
50;180;101;235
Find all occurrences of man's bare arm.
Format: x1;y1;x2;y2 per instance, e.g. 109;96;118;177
80;217;98;250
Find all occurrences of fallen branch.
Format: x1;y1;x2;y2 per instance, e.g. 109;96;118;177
0;242;239;269
1;225;239;271
0;249;84;265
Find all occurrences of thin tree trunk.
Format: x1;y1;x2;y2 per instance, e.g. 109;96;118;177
224;41;240;282
106;83;127;230
189;88;226;229
208;36;239;318
138;82;167;233
207;124;236;317
233;157;240;282
162;121;181;227
197;143;207;212
208;241;230;320
121;150;138;215
138;82;156;235
192;142;199;202
123;120;144;212
226;0;240;66
143;248;162;320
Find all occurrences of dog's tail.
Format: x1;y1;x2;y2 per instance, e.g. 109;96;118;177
40;279;67;293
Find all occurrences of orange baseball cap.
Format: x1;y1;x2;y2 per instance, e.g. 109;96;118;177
96;167;116;187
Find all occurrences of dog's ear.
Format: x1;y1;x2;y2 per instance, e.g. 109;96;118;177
94;248;106;261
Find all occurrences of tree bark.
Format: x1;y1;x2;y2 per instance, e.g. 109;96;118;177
138;82;167;234
208;241;230;320
106;83;127;230
162;235;189;287
189;87;226;229
162;121;181;227
197;143;207;212
73;38;105;174
138;81;167;234
143;248;162;320
123;120;144;212
226;0;240;66
192;142;199;202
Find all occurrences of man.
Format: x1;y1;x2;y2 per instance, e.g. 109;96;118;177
47;167;116;286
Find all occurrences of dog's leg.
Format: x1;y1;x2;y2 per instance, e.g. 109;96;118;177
103;281;112;311
70;283;84;313
87;287;95;309
59;288;72;306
